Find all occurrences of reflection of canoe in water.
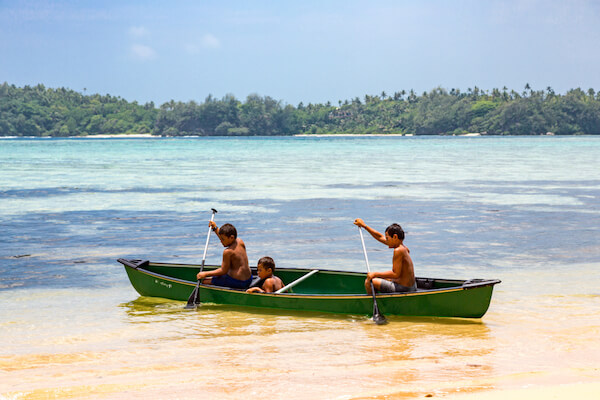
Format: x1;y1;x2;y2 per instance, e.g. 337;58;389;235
118;259;501;318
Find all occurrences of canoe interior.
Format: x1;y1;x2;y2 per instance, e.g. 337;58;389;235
133;260;480;294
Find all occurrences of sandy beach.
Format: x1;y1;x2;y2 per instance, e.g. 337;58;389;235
72;134;157;138
294;133;410;137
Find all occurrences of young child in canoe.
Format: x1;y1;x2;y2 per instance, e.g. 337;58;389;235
353;218;417;293
246;256;284;293
196;222;253;289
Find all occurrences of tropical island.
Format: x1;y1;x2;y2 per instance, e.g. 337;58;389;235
1;82;599;137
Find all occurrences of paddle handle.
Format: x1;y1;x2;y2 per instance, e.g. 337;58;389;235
200;209;218;272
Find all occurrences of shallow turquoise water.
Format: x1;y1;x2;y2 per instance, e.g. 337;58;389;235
1;136;599;398
1;136;599;288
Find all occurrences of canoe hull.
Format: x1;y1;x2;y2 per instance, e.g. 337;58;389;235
121;259;500;318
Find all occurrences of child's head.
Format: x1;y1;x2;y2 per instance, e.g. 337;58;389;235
385;223;405;241
257;256;275;279
219;223;237;238
218;223;237;246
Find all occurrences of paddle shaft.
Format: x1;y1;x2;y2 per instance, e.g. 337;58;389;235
358;226;387;324
358;227;372;273
275;269;319;294
185;208;217;309
199;209;217;274
358;227;376;293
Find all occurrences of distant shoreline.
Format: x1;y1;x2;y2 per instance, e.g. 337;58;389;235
72;134;156;138
2;132;596;139
4;83;599;137
0;134;157;139
294;133;410;137
294;133;486;137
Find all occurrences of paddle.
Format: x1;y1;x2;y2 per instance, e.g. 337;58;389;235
185;208;218;309
358;226;388;325
275;269;319;294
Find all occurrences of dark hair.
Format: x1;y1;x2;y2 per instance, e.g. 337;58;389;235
219;223;237;239
385;223;405;241
257;256;275;271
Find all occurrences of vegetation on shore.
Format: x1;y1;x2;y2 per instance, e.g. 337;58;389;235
1;82;599;137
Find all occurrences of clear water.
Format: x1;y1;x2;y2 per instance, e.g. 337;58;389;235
1;136;599;398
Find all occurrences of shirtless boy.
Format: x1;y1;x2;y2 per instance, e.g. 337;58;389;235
246;256;284;293
353;218;417;294
196;222;253;289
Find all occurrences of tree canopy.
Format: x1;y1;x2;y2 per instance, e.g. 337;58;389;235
1;82;599;136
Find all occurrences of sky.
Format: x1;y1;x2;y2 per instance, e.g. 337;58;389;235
1;0;600;106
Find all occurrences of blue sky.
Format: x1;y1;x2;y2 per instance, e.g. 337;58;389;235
1;0;599;106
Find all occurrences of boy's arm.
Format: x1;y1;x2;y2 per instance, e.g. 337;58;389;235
197;250;231;279
368;270;400;280
246;276;275;293
354;218;387;244
262;278;276;293
366;247;404;281
209;220;219;236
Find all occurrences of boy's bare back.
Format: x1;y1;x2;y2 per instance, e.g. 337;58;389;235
222;238;251;281
197;222;251;285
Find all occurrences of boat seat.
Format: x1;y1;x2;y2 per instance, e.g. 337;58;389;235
416;278;434;290
249;275;264;288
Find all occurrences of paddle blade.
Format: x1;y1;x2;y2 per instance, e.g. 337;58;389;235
184;285;200;309
372;299;388;325
373;310;388;325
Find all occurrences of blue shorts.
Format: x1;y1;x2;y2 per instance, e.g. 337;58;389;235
210;274;253;289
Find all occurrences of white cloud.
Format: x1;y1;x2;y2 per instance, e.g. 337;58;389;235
183;34;221;55
131;44;157;60
129;26;150;38
184;43;201;55
201;34;221;49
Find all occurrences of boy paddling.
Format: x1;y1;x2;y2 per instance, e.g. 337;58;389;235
353;218;417;294
197;222;253;289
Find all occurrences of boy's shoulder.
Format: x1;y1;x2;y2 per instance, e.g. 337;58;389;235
393;244;409;255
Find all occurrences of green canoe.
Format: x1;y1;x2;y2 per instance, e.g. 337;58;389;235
118;259;500;318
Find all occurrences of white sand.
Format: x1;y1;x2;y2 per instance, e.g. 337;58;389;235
73;134;156;138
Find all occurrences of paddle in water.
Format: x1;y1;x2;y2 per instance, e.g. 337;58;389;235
185;208;218;309
358;226;388;325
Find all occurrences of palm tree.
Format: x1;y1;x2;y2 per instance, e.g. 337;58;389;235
587;88;595;100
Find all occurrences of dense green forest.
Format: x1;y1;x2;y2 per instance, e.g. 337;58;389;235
1;82;599;136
